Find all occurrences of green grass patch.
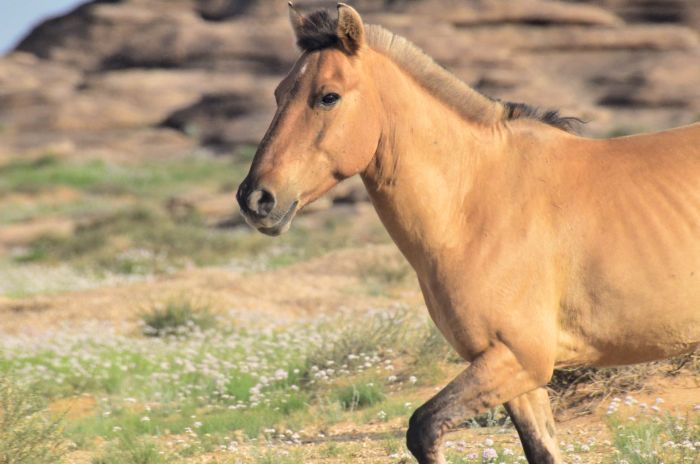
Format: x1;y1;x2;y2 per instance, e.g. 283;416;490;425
194;406;301;438
67;392;312;448
411;322;460;385
331;381;385;411
1;154;392;276
13;206;389;276
260;212;389;270
15;206;263;273
0;196;122;225
0;154;242;198
608;412;700;464
359;395;413;424
141;298;216;336
0;308;465;461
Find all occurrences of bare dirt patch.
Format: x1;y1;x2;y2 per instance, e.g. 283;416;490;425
0;244;423;334
49;395;98;421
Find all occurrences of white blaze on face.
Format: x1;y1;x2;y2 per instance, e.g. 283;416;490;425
291;62;309;98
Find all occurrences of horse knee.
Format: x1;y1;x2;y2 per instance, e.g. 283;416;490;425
406;407;439;462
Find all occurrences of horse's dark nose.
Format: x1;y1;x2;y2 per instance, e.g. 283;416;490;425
238;183;276;218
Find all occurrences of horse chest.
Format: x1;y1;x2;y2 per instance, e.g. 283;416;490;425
410;230;562;363
415;269;498;361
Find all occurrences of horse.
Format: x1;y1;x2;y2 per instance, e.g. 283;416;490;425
236;4;700;463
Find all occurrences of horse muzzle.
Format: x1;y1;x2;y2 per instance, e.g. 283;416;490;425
237;180;299;236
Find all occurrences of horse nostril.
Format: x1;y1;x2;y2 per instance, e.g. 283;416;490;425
247;189;276;217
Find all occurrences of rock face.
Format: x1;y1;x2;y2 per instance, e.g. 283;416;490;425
0;0;698;161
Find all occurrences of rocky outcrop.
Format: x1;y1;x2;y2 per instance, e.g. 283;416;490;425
14;0;298;73
161;91;275;146
578;0;700;29
0;0;698;162
440;0;624;27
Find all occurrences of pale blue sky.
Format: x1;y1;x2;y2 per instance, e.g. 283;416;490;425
1;1;84;54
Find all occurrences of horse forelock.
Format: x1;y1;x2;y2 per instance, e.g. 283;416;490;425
295;10;340;51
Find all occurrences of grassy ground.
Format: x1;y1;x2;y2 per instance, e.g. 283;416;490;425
0;153;698;463
1;304;698;464
0;153;388;297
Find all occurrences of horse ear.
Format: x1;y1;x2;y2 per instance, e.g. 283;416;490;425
337;3;365;54
288;1;305;41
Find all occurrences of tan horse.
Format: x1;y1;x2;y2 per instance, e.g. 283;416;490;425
237;4;700;463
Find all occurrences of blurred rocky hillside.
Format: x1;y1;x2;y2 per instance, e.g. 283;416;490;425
1;0;698;161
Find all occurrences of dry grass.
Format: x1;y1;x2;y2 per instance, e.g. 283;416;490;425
549;352;700;417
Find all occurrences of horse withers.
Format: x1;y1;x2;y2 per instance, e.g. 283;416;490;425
237;4;700;463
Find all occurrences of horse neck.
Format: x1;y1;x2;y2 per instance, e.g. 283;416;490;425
360;52;507;269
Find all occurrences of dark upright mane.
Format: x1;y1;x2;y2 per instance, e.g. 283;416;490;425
503;102;585;133
294;9;583;133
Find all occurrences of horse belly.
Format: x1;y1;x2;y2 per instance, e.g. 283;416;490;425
558;237;700;367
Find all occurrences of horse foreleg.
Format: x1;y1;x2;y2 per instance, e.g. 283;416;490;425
505;387;562;464
406;341;550;464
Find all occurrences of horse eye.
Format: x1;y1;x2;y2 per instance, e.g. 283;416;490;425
320;93;341;107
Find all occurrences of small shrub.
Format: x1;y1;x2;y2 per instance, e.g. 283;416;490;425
92;433;164;464
0;378;68;464
332;382;385;411
141;298;216;336
464;406;510;428
303;308;413;380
